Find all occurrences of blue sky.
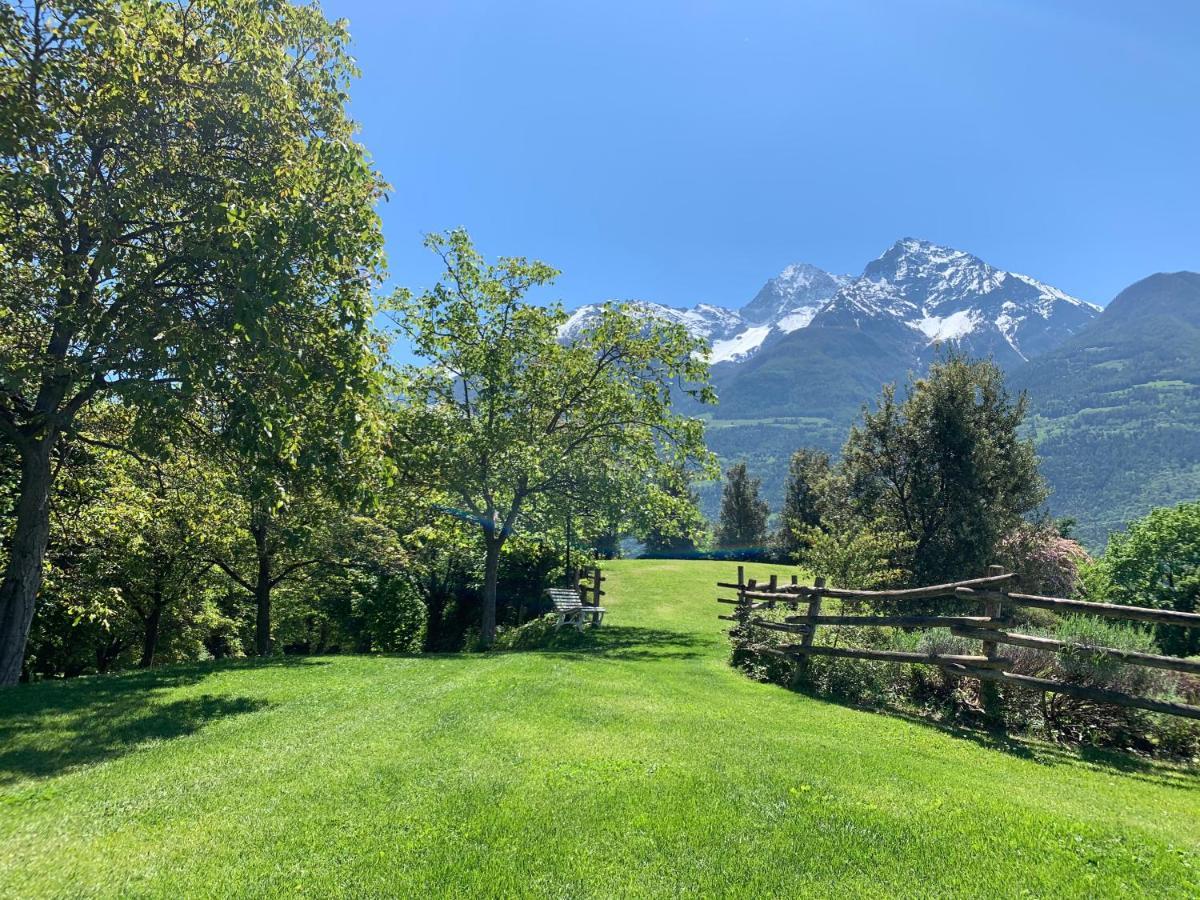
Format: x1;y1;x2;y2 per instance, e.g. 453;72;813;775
327;0;1199;311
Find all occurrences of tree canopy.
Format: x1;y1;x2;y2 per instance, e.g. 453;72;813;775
0;0;385;682
715;462;769;559
841;354;1046;585
1096;501;1200;657
392;229;715;644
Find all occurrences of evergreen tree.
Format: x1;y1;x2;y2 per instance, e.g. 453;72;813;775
716;463;769;559
642;471;706;557
841;354;1045;585
776;448;831;559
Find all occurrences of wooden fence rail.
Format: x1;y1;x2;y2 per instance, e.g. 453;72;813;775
720;565;1200;721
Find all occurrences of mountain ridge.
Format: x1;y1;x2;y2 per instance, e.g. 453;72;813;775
560;238;1098;368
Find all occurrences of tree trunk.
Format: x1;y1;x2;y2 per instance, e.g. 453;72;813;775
139;594;164;669
0;438;55;686
252;516;273;656
481;536;503;647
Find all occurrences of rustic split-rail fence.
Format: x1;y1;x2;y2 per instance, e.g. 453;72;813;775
576;566;605;608
718;565;1200;720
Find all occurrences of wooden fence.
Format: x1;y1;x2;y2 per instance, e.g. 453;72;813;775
718;565;1200;720
577;566;605;607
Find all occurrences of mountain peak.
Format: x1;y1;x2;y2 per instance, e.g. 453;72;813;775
740;262;849;326
561;238;1098;370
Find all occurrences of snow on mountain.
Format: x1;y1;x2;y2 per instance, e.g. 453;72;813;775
710;325;773;364
559;240;1098;367
560;262;847;364
558;300;743;344
813;237;1100;363
740;263;852;326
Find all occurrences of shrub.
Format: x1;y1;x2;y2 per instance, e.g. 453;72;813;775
730;599;1200;760
492;614;594;652
996;521;1090;598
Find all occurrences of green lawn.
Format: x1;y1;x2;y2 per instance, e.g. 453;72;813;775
1;559;1198;897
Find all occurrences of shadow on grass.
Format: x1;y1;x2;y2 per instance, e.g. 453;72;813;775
787;686;1200;790
0;657;324;785
498;624;707;661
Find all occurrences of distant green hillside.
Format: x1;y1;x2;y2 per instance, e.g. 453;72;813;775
1011;272;1200;548
696;273;1200;544
696;326;913;518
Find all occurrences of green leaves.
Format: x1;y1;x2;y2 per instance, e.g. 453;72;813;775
391;230;716;639
841;353;1046;585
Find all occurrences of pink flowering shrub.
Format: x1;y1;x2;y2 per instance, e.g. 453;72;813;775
996;522;1090;597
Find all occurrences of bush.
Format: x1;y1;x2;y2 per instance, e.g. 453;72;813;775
996;521;1090;597
730;600;1200;760
492;614;593;652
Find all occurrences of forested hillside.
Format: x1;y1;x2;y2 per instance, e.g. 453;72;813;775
1013;272;1200;548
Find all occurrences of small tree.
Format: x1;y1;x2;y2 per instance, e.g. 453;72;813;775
841;355;1045;585
775;448;831;559
393;230;715;645
716;462;769;559
641;469;707;557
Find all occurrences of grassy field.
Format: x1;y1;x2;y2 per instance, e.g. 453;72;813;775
1;559;1198;897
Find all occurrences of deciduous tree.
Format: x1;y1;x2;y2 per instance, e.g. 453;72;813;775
392;230;715;644
0;0;384;682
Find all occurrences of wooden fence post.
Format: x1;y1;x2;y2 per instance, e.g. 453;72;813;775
590;566;602;608
797;576;825;673
980;565;1006;723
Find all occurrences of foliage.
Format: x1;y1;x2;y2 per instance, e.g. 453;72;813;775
1087;501;1200;657
0;0;385;682
995;520;1090;598
794;521;910;591
640;468;707;557
842;354;1046;586
391;229;715;644
773;447;831;560
714;462;769;559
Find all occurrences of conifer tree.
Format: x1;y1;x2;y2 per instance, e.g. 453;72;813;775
776;448;831;559
716;462;769;559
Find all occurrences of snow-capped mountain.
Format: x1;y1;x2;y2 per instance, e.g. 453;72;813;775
559;263;850;364
739;263;852;328
558;300;746;350
560;239;1098;367
813;238;1100;364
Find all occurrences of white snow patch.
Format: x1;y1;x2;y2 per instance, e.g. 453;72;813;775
709;325;771;363
915;309;980;342
776;305;823;333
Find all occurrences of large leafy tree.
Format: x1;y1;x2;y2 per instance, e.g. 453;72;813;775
640;468;707;558
0;1;384;682
392;230;715;644
841;354;1045;585
715;462;769;559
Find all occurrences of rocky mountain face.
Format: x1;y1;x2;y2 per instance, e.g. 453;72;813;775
561;238;1098;368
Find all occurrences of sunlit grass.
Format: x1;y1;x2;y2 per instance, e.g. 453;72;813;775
1;559;1197;897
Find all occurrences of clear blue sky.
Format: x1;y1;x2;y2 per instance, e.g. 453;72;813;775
327;0;1199;311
